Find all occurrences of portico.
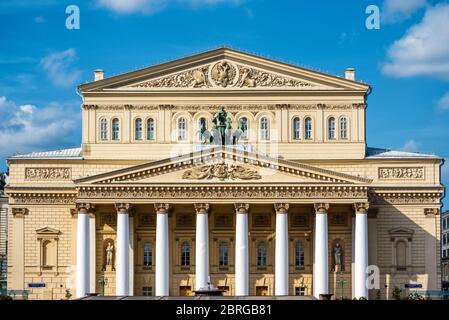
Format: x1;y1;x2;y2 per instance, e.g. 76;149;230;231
73;147;371;298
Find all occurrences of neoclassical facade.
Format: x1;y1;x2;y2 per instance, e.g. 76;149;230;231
6;48;444;300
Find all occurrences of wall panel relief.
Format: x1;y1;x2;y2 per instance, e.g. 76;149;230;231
25;168;71;181
378;167;424;180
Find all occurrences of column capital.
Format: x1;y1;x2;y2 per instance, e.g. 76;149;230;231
76;202;95;213
154;203;172;214
194;203;210;214
424;208;440;217
115;203;133;213
274;203;289;213
234;203;250;214
314;203;329;213
12;207;28;218
354;202;369;213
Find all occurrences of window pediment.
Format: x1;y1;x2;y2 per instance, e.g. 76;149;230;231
389;227;414;241
36;226;61;238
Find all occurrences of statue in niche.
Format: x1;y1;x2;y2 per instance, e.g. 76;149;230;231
106;242;114;268
332;241;344;271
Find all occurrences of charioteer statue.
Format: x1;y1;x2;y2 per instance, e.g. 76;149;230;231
198;106;245;146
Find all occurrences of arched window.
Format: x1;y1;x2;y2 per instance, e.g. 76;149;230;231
143;242;152;266
295;241;305;268
135;118;143;140
239;117;249;140
396;241;407;271
42;240;54;267
100;118;108;140
112;118;120;140
219;242;229;268
147;118;155;140
178;117;187;141
260;117;269;141
328;117;336;140
181;241;191;267
340;117;348;140
304;117;313;140
198;117;207;130
293;117;301;140
257;242;267;268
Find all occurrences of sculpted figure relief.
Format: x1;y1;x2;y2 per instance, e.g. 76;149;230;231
182;163;262;181
131;60;317;89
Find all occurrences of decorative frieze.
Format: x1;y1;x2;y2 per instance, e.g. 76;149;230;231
25;168;71;181
87;103;361;112
378;167;424;180
78;185;368;201
10;193;77;205
368;190;442;205
182;163;262;181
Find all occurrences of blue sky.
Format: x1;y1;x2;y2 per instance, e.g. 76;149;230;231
0;0;448;208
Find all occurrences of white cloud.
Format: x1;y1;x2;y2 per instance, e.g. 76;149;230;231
95;0;243;14
382;4;449;79
96;0;167;14
382;0;428;23
400;139;421;152
40;49;82;88
438;92;449;110
0;96;81;161
34;16;45;23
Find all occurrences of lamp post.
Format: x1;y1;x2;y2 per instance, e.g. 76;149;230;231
98;272;108;296
336;271;347;300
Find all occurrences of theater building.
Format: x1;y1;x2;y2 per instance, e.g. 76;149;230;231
6;48;444;300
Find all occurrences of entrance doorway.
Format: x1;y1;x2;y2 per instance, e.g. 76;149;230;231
256;286;269;296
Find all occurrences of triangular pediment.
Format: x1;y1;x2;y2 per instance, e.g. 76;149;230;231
75;147;372;186
78;48;369;92
36;226;61;236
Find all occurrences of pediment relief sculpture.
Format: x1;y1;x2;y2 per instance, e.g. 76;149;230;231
131;60;318;89
182;162;262;181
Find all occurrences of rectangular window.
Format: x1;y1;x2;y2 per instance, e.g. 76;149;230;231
142;287;152;296
295;287;306;296
143;242;153;268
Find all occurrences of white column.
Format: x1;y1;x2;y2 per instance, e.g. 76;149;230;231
129;215;134;296
351;215;355;298
76;204;91;298
155;203;171;296
89;213;96;294
313;203;329;299
116;203;130;296
275;203;289;296
195;203;210;290
235;203;249;296
354;203;369;299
